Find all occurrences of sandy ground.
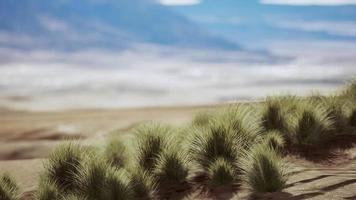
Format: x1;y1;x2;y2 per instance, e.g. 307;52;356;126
0;106;355;200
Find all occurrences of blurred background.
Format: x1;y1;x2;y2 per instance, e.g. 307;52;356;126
0;0;355;111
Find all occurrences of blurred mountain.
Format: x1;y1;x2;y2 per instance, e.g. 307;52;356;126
0;0;240;50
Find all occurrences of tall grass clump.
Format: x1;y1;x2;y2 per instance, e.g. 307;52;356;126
0;174;20;200
343;78;356;100
104;136;128;168
217;104;261;147
291;103;332;146
261;98;291;134
103;169;133;200
241;145;288;193
35;179;62;200
189;121;240;170
350;108;356;127
207;158;236;186
134;123;170;171
43;142;85;193
129;168;156;200
75;158;108;200
154;148;189;186
62;194;86;200
192;111;214;127
263;131;285;152
320;96;349;134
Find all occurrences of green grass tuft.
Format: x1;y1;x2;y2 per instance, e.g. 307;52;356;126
62;194;86;200
129;168;157;200
44;142;85;193
103;169;134;200
207;158;235;187
192;111;213;127
75;158;108;200
134;123;170;171
189;121;239;169
104;136;128;168
154;149;189;185
0;174;20;200
292;103;332;146
241;145;288;193
261;98;290;134
263;131;285;152
35;179;62;200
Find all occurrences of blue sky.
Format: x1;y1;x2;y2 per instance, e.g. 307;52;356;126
161;0;356;49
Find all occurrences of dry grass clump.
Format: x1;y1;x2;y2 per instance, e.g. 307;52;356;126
207;158;236;186
261;97;291;134
104;136;128;168
43;142;86;193
291;102;332;146
263;131;285;152
62;194;86;200
319;96;349;134
0;174;20;200
343;78;356;100
134;123;171;171
103;169;133;200
75;158;109;200
241;145;288;193
189;121;240;170
154;149;189;186
192;111;214;127
217;105;261;147
35;179;62;200
129;168;157;200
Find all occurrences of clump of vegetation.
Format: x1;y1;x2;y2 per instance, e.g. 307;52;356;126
263;131;285;152
134;123;170;171
350;109;356;127
103;169;133;200
189;121;239;170
320;96;349;134
207;158;236;187
241;145;288;193
154;149;189;186
35;179;62;200
0;174;20;200
343;78;356;100
192;111;214;127
291;103;332;146
31;79;356;198
218;105;261;146
129;168;156;200
75;158;108;200
261;98;290;134
43;142;85;193
104;136;128;168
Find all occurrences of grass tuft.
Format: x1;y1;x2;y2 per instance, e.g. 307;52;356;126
62;194;86;200
35;179;62;200
154;149;189;186
104;136;128;168
0;174;20;200
134;123;170;171
129;168;157;200
207;158;235;187
103;169;134;200
192;111;213;127
241;145;288;193
75;158;108;200
189;121;239;169
263;131;285;152
262;98;290;134
291;102;332;146
44;142;85;193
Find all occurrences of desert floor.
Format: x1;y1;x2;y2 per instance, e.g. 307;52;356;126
0;106;355;200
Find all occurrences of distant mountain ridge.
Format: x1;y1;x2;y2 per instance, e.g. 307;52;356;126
0;0;240;50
